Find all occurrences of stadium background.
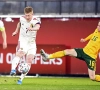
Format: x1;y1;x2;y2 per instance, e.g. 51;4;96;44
0;0;100;76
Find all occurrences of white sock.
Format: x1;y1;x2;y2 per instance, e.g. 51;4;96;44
19;64;31;81
11;56;20;70
19;73;27;81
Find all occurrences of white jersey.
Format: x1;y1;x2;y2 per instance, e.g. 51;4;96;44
19;16;41;43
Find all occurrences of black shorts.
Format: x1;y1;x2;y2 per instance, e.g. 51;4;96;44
74;48;96;70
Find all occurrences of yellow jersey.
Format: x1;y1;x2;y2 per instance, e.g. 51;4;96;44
0;20;5;31
83;29;100;59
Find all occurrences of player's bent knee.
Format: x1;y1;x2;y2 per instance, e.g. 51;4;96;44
64;49;77;57
27;61;32;64
26;56;34;64
64;49;71;55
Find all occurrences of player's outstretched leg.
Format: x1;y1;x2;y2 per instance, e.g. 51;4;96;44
40;49;66;61
17;66;30;85
17;73;26;85
40;49;49;61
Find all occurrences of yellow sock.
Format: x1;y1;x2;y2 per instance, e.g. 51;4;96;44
48;51;65;59
95;75;100;82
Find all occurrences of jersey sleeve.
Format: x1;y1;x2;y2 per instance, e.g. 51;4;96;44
84;33;93;41
84;29;96;41
0;20;5;31
33;17;41;25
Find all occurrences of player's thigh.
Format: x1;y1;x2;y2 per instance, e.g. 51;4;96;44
26;48;37;63
26;43;36;57
16;41;27;57
88;68;95;80
85;57;96;71
16;41;28;53
64;49;77;57
27;47;37;56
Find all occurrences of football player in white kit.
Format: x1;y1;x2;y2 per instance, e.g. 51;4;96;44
10;6;41;84
0;20;7;49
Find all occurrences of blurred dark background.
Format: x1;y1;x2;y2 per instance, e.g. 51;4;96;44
0;0;100;15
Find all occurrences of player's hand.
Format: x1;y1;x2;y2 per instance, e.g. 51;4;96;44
3;42;7;49
12;31;17;36
80;38;86;42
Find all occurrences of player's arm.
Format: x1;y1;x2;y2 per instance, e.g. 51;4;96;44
27;24;40;31
84;33;93;41
12;22;20;36
0;27;7;49
32;24;40;31
80;33;93;42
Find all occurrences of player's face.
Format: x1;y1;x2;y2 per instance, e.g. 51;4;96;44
25;12;33;21
97;22;100;32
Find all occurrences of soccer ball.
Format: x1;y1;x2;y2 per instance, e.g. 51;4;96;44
18;63;30;74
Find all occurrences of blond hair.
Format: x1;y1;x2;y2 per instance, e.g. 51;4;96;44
24;6;33;13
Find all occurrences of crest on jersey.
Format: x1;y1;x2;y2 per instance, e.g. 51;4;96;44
20;48;23;50
30;24;33;28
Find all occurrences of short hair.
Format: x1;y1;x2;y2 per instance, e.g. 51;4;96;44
24;6;33;13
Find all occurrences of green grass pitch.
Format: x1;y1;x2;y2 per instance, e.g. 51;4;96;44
0;76;100;90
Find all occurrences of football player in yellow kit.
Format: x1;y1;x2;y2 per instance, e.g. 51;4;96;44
40;21;100;82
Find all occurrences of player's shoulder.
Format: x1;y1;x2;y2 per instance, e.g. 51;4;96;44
20;16;26;21
32;16;41;23
94;28;98;32
33;17;40;20
33;16;39;20
0;20;4;25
